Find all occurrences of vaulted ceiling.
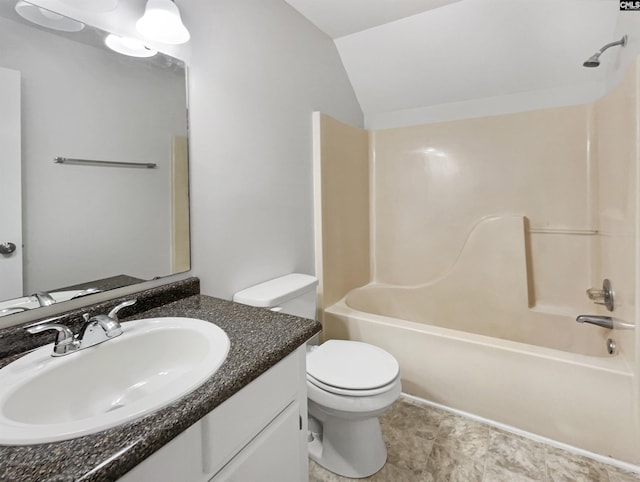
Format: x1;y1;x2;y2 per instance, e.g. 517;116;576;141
285;0;630;128
284;0;462;39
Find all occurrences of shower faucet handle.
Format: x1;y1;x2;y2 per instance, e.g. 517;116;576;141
586;288;606;301
586;279;614;312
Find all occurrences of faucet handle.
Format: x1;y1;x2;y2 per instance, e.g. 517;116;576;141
71;288;102;300
107;299;137;321
26;323;77;356
586;279;614;312
26;322;73;337
31;291;56;307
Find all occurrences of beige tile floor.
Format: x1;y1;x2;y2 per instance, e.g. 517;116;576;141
309;397;640;482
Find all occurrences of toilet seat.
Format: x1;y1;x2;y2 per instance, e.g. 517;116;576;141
307;373;400;397
306;340;400;395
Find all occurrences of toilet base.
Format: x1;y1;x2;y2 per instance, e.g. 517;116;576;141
308;404;387;478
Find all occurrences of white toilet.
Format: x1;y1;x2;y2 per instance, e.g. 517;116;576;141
233;274;402;478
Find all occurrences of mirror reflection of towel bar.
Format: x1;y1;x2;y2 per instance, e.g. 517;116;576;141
528;226;597;235
54;157;157;169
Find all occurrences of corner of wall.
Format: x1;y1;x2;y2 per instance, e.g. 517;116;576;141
314;113;370;316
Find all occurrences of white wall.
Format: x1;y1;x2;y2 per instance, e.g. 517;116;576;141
610;9;640;88
1;0;361;316
0;17;186;292
181;0;363;299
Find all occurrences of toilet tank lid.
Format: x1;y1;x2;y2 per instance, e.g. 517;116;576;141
232;273;318;308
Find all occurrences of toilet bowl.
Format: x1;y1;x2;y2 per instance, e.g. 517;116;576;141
232;274;401;478
306;339;401;478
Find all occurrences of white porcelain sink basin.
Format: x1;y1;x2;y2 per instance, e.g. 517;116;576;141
0;317;230;445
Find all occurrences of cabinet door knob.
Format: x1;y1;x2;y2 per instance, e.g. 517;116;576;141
0;242;16;255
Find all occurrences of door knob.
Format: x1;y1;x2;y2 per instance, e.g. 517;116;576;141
0;242;16;255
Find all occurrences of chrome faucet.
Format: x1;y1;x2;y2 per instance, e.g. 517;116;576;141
576;315;635;330
26;299;137;356
78;299;136;347
31;291;56;307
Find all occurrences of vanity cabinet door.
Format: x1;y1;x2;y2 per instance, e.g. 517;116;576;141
210;401;303;482
201;349;300;475
117;421;205;482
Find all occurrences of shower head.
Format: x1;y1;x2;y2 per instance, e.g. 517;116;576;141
583;54;601;68
583;35;628;68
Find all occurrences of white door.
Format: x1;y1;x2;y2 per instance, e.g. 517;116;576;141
0;67;23;300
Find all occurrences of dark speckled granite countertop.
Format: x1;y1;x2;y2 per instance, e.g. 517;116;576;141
0;294;321;482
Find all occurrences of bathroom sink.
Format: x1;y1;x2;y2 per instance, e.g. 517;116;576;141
0;317;230;445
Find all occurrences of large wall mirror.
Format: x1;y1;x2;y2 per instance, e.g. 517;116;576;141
0;1;190;321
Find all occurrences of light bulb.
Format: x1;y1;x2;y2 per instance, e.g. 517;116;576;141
136;0;190;45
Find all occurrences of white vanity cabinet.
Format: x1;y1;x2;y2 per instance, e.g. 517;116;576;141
119;346;309;482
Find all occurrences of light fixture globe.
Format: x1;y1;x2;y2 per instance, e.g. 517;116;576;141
59;0;118;13
15;1;84;32
105;34;157;58
136;0;190;45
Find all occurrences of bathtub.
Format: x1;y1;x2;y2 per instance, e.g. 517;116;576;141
323;290;638;463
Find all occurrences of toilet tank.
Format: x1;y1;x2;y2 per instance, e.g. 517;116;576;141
232;273;318;319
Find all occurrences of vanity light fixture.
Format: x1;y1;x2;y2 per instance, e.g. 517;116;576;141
58;0;118;13
136;0;190;45
14;1;84;32
105;34;157;58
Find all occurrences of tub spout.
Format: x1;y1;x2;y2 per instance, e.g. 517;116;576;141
576;315;635;330
576;315;613;329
